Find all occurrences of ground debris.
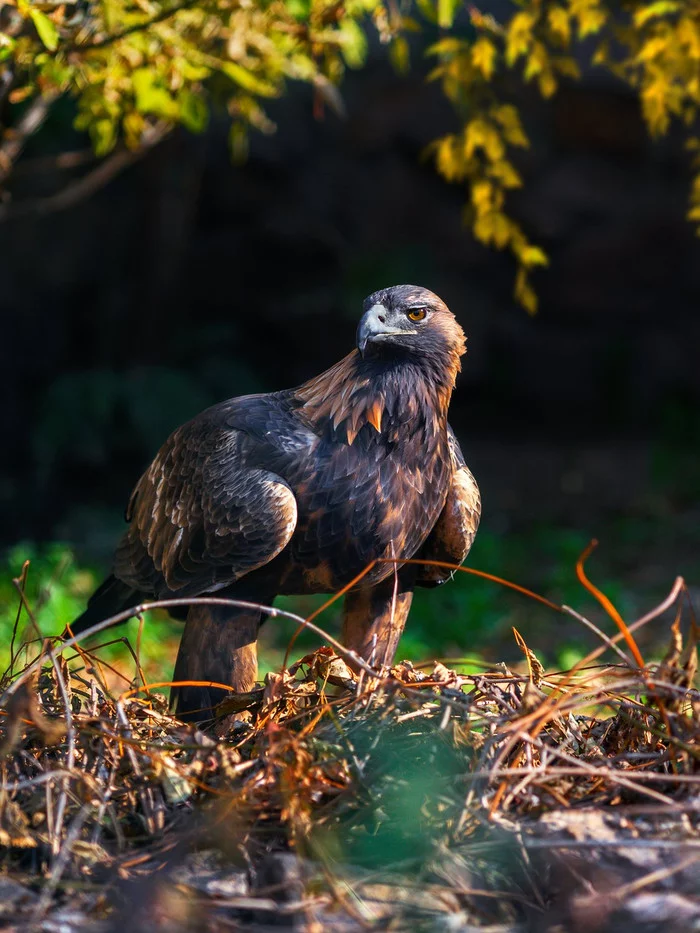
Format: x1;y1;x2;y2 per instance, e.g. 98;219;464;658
0;610;698;932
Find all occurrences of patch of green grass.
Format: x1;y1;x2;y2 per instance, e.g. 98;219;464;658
0;543;180;684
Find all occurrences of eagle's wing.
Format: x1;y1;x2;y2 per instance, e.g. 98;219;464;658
416;425;481;587
114;406;298;598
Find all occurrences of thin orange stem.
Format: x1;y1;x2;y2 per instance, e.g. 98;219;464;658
378;557;562;612
120;678;239;701
575;540;645;669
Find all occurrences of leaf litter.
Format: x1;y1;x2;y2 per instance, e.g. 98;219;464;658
0;561;698;932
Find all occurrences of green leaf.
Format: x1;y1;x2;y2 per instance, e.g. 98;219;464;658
338;19;368;69
286;0;311;21
437;0;460;29
0;31;16;62
29;9;59;52
389;36;410;75
179;90;209;133
90;118;117;157
132;68;179;119
221;61;279;97
415;0;438;26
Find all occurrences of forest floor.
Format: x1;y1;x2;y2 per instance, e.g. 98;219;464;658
0;571;698;933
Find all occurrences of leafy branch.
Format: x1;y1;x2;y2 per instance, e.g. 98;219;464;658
2;0;700;310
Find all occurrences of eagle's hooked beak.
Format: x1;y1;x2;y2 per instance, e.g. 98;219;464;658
357;304;408;357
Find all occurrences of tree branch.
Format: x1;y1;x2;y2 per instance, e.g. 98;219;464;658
0;67;14;110
0;123;169;222
68;0;202;52
12;147;96;176
0;90;60;186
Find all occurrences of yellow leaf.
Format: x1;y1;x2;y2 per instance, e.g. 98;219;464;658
635;36;670;63
521;245;549;267
488;159;522;188
524;45;544;79
474;210;512;248
492;104;529;147
538;68;557;98
426;37;470;57
471;36;497;79
592;39;610;66
570;0;607;39
552;55;581;79
464;118;505;161
434;134;465;182
678;18;700;60
506;11;536;67
514;266;539;314
471;179;493;210
634;2;680;28
548;7;571;44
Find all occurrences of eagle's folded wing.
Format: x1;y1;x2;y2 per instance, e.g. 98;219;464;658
114;420;297;598
416;425;481;586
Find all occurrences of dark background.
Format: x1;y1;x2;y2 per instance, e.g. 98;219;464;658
2;46;699;657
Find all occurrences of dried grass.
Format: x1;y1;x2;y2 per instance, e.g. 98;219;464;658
0;562;698;932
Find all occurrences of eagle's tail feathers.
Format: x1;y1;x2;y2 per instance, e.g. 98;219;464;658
65;575;141;638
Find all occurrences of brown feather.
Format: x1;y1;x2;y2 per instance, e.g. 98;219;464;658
366;399;383;434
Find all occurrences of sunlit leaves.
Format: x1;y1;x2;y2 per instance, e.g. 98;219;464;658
5;0;700;311
179;89;209;132
548;7;571;45
633;2;680;28
28;9;59;51
0;31;15;64
506;12;536;67
132;68;180;120
389;35;410;75
220;61;280;97
492;104;529;149
568;0;607;38
437;0;460;29
471;36;497;79
337;19;368;68
426;0;700;309
4;0;384;163
428;20;548;311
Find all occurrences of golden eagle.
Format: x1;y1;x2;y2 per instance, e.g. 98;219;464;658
70;285;481;721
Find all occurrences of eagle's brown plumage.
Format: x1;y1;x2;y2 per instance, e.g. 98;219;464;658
71;285;481;721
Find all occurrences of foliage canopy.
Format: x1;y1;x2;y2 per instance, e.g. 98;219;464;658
2;0;700;309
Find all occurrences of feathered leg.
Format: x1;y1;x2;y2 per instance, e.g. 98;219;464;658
342;568;416;671
171;603;261;723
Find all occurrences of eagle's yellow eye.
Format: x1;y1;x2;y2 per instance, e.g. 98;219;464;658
407;308;427;322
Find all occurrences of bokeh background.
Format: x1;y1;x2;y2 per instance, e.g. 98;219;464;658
2;37;699;677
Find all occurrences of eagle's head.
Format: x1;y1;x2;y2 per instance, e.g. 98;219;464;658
356;285;466;366
297;285;465;439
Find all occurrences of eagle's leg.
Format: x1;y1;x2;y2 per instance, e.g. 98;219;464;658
342;568;416;672
171;603;261;723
